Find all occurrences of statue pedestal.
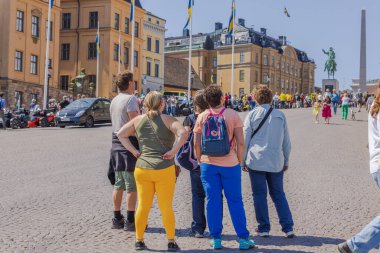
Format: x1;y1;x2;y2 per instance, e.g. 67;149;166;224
322;79;340;92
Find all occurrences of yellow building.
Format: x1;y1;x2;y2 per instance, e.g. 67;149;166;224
59;0;146;98
0;0;65;108
141;12;166;94
166;21;316;97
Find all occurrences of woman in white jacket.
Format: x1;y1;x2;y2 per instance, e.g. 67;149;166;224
338;89;380;253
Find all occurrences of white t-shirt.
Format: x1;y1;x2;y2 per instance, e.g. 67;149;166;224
369;110;380;174
110;92;139;133
342;97;350;105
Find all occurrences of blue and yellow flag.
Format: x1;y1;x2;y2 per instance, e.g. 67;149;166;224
227;0;236;36
183;0;194;30
50;0;54;8
96;31;101;56
130;0;135;22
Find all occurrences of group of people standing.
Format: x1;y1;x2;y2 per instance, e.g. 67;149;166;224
109;71;294;251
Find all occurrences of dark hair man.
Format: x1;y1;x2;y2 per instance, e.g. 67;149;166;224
109;71;140;230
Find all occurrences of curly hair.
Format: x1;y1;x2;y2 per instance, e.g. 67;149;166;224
371;86;380;118
115;71;133;91
254;85;273;105
193;90;209;113
204;85;223;108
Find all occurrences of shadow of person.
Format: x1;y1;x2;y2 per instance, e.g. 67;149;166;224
254;235;345;247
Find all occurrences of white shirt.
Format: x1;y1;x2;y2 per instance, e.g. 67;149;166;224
369;110;380;174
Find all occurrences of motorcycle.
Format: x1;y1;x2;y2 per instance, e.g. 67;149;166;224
10;108;29;129
39;109;56;127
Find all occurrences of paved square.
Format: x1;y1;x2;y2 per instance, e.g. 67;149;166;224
0;109;378;253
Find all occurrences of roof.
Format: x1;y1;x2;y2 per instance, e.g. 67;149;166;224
164;57;204;91
125;0;142;8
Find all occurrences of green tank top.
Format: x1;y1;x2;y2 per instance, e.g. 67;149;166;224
135;115;175;170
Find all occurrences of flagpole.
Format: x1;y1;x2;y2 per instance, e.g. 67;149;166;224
96;21;100;98
118;28;121;73
43;0;53;110
230;1;236;100
187;7;193;102
130;1;135;74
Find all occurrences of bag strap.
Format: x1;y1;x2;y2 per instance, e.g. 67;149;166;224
251;107;273;138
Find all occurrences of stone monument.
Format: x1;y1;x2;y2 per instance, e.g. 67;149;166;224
322;47;339;92
359;9;367;92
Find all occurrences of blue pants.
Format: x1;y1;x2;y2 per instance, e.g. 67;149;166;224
190;168;206;234
333;102;338;114
248;170;294;233
348;170;380;252
200;163;249;239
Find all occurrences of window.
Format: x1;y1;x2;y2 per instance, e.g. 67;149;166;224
240;52;245;63
48;59;52;68
255;71;258;82
213;57;217;68
30;55;38;74
60;75;69;90
147;61;151;76
89;12;98;29
124;47;129;65
155;63;159;78
271;56;275;67
46;21;53;41
134;22;139;38
113;44;119;61
277;60;280;69
156;20;160;25
88;75;96;85
88;42;97;60
263;54;268;66
255;53;259;64
15;51;23;71
147;37;152;51
32;15;39;37
211;74;217;84
16;10;24;32
61;43;70;60
263;73;269;83
62;13;71;29
114;13;120;30
286;63;289;73
239;70;245;81
125;18;130;34
15;91;23;109
155;39;160;54
134;51;138;67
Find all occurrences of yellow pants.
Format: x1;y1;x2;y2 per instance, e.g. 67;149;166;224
135;165;176;241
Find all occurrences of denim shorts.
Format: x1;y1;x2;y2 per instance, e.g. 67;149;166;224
114;171;137;193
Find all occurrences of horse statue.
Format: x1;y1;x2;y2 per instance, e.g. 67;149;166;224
322;47;337;79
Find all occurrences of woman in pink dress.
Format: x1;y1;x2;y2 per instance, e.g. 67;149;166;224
322;96;332;124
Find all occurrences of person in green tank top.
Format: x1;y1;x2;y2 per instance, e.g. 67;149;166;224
117;91;188;252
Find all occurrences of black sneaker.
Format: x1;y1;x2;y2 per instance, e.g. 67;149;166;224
135;241;147;251
168;242;180;252
338;242;353;253
124;220;135;231
111;217;125;229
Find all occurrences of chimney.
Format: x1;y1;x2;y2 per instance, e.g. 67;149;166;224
238;18;245;27
279;36;287;45
260;28;267;35
183;29;190;37
215;22;223;31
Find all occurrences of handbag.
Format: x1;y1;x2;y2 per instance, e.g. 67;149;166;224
146;116;181;178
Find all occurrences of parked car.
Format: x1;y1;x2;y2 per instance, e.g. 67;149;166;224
55;98;111;128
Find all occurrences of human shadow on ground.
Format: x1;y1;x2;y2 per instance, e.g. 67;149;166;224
143;247;313;253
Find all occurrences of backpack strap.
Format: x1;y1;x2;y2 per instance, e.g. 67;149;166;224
251;107;273;138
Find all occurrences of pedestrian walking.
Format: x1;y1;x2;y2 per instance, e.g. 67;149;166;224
193;85;255;250
109;72;140;231
167;95;176;116
341;93;350;120
322;96;332;124
313;100;322;124
243;85;295;239
338;90;380;253
177;90;210;238
331;89;340;115
117;91;188;252
357;89;364;112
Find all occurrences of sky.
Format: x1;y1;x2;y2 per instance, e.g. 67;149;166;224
141;0;380;89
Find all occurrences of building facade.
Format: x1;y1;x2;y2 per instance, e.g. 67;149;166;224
351;78;379;94
141;12;166;95
165;20;316;97
59;0;145;98
0;0;66;108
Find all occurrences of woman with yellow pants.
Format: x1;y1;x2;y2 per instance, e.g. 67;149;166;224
117;91;188;251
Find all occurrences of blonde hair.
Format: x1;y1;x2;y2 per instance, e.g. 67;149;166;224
144;91;163;118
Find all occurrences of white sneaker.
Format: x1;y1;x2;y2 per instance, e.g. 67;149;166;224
285;231;295;238
256;231;270;237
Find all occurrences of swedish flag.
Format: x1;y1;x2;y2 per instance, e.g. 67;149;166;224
130;0;135;22
284;7;291;18
227;0;236;36
96;31;101;56
50;0;54;8
183;0;194;30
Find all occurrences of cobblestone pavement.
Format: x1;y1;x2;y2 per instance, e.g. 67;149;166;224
0;108;378;253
